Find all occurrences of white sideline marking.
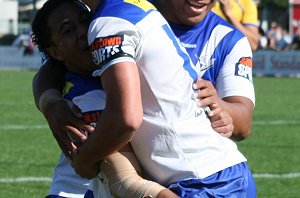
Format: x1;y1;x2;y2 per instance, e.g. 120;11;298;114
0;125;48;130
1;119;299;131
253;120;300;125
1;173;300;183
253;173;300;179
0;177;52;183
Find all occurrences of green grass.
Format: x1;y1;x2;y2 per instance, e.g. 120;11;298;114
237;77;300;197
0;70;300;197
0;70;59;198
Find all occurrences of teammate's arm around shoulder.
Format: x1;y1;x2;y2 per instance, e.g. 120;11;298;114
32;59;92;158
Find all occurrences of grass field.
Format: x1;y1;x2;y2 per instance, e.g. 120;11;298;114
0;70;300;198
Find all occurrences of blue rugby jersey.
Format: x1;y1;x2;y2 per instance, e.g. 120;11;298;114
170;11;255;104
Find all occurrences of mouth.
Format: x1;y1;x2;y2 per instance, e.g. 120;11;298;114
186;0;207;8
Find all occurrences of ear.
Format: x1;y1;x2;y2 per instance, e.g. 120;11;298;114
46;46;63;61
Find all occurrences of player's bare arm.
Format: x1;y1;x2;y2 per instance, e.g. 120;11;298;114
32;60;93;158
72;61;143;179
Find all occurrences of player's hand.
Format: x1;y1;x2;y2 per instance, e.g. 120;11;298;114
71;150;100;179
193;78;234;137
209;103;234;138
157;189;179;198
43;100;94;159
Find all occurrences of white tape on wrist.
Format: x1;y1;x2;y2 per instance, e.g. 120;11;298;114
38;89;63;113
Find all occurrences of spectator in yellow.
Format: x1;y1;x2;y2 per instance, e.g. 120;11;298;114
212;0;259;51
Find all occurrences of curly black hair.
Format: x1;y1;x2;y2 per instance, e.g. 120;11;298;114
31;0;88;56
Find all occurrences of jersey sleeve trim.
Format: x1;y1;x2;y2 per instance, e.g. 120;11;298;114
92;56;136;77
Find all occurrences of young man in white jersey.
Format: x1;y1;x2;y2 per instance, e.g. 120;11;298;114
154;0;255;141
32;0;254;196
72;0;256;197
32;1;178;197
32;1;235;197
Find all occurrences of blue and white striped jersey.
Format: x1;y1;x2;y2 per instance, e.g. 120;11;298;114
171;11;255;104
88;0;246;188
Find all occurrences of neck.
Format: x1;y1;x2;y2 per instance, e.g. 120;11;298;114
83;0;101;12
153;0;175;24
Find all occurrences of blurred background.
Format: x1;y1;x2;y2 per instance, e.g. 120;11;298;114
0;0;300;74
0;0;299;197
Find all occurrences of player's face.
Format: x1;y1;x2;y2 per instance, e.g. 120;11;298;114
163;0;216;26
47;1;95;75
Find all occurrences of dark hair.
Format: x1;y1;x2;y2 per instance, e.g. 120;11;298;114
31;0;88;53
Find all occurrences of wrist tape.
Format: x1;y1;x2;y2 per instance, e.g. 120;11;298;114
101;152;165;198
38;89;63;113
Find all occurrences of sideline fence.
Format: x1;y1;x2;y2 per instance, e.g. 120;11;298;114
1;47;300;77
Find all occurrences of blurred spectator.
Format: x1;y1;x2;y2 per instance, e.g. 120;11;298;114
23;38;35;56
266;21;277;41
290;25;300;50
267;22;291;51
212;0;260;51
12;33;34;56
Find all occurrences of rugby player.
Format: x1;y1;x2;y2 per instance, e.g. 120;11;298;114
31;0;255;196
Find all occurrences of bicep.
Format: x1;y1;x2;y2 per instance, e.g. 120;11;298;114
101;61;142;115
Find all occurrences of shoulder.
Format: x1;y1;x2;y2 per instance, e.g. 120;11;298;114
93;0;156;24
206;12;245;39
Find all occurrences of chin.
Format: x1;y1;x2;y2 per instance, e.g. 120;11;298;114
183;17;201;26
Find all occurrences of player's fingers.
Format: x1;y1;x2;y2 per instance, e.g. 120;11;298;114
207;104;221;118
64;110;94;134
79;124;94;135
213;125;234;138
211;114;233;129
211;111;234;137
66;125;88;142
193;78;206;90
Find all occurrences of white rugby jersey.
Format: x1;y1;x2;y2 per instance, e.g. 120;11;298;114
170;11;255;105
89;0;246;187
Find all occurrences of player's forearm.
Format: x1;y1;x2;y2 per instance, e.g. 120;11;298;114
32;59;66;111
77;61;143;169
76;107;142;165
219;97;253;141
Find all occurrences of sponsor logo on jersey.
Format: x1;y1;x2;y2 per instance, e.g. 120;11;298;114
181;43;197;48
235;57;253;82
198;55;215;71
90;35;124;65
82;111;102;126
